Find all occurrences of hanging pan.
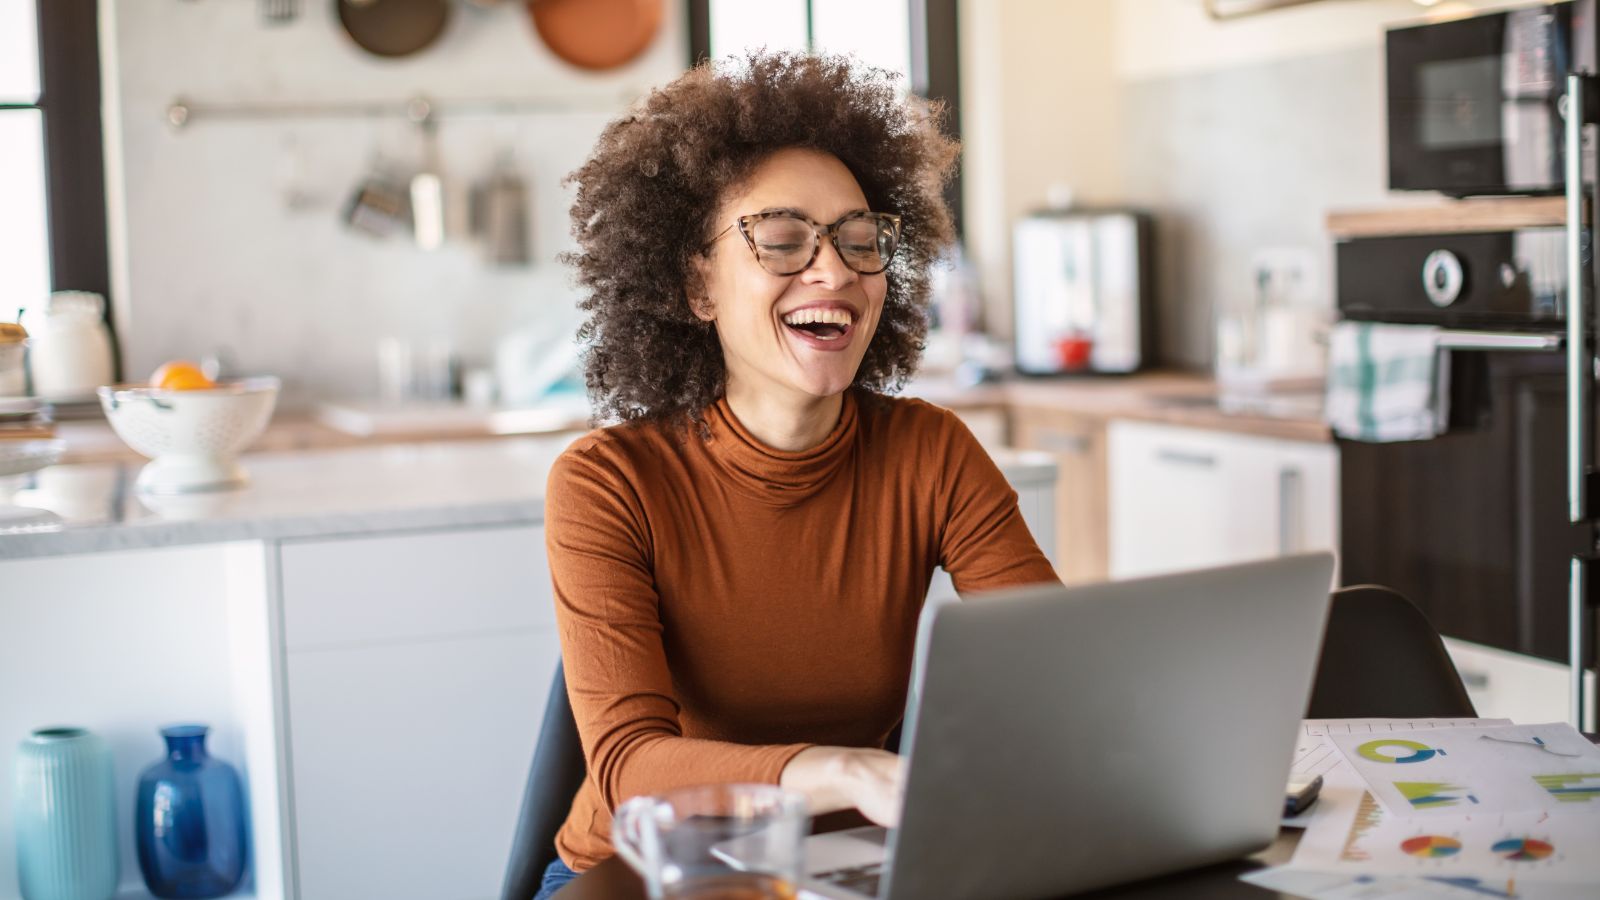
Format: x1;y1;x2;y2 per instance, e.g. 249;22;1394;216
526;0;663;71
338;0;452;59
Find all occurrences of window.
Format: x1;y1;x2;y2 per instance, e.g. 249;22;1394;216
708;0;912;92
1;0;50;317
3;0;114;369
688;0;964;236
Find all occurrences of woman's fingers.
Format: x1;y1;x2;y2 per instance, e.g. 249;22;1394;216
842;749;906;828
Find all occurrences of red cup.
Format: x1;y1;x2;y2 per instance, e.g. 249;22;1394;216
1053;333;1094;371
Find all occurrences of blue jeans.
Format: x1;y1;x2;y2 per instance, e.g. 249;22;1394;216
532;857;579;900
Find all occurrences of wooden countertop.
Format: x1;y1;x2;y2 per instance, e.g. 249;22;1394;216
913;371;1332;444
51;371;1328;465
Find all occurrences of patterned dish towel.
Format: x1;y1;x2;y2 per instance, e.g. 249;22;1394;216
1324;321;1450;442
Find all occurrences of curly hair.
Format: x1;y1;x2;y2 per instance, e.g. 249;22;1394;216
563;51;960;428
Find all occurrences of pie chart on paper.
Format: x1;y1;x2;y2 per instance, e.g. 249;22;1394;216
1400;835;1463;858
1491;838;1555;862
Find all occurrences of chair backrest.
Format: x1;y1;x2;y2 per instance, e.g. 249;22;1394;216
1306;584;1477;719
501;660;587;900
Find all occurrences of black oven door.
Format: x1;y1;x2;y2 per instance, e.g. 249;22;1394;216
1388;2;1585;196
1338;349;1588;663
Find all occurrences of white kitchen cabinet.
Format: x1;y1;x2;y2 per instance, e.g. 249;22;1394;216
1108;421;1337;579
286;630;559;900
277;524;558;900
1445;638;1597;730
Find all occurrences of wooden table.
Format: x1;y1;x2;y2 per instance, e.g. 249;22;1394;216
551;810;1302;899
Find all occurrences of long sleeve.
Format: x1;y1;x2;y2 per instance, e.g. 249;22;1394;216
928;408;1061;594
544;446;813;813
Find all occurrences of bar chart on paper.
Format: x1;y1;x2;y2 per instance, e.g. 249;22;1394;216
1394;781;1480;811
1532;773;1600;805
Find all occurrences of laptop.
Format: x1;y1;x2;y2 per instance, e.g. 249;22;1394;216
796;553;1335;899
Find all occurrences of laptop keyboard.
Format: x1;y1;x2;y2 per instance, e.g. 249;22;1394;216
813;861;883;896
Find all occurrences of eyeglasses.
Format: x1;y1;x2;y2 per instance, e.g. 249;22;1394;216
707;210;903;276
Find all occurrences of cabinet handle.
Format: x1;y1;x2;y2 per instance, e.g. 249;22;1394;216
1037;430;1091;455
1155;448;1216;468
1460;669;1490;691
1278;467;1303;555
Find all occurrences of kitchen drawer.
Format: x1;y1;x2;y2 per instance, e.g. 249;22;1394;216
280;524;550;651
1108;421;1337;580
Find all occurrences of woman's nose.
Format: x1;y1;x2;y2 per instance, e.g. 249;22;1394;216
800;237;858;288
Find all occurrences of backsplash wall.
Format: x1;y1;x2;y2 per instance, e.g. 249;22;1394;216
1119;45;1411;370
101;0;688;405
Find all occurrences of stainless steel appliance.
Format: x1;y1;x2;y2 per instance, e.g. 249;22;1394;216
1387;0;1596;196
1011;210;1154;375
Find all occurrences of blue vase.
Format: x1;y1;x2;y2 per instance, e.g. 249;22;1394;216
134;725;247;899
13;726;120;900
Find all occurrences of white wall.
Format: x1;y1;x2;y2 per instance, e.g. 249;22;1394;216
959;0;1551;347
959;0;1122;337
1114;0;1529;82
99;1;688;404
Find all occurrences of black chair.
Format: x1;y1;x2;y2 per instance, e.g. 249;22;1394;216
502;661;587;900
1306;584;1477;719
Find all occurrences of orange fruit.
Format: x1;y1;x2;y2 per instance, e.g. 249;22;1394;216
149;360;216;391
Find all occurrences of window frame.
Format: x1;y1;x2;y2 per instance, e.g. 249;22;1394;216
13;0;118;376
686;0;964;240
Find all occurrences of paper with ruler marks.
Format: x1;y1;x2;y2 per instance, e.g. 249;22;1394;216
1327;723;1600;818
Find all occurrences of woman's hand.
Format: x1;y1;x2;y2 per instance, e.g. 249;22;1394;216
779;746;906;828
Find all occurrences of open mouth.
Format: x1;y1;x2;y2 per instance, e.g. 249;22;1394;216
781;307;855;342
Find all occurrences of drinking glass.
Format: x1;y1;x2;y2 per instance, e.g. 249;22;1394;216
612;783;809;899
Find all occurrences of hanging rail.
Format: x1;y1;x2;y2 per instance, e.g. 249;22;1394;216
164;90;640;129
1436;331;1564;352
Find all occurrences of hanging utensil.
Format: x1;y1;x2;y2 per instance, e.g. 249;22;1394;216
338;0;451;59
258;0;299;25
343;150;410;239
472;151;531;266
408;98;446;250
526;0;663;71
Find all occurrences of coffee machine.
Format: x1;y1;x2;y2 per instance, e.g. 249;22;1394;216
1011;209;1154;375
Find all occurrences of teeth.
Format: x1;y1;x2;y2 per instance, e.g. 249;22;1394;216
781;307;854;327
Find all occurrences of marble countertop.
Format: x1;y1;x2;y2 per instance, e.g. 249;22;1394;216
51;371;1327;468
0;435;1058;561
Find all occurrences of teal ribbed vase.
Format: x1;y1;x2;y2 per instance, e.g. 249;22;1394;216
14;727;120;900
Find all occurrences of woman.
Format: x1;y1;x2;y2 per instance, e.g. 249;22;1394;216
536;52;1058;898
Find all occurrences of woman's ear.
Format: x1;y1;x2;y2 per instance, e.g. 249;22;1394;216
686;257;716;322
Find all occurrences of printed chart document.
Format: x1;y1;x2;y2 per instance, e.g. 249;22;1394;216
1284;719;1511;828
1326;723;1600;817
1294;719;1513;781
1247;719;1600;898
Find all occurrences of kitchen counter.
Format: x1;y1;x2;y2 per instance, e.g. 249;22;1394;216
910;371;1332;444
49;371;1329;469
0;435;1059;560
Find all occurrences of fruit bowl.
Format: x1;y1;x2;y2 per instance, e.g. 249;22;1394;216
98;377;279;494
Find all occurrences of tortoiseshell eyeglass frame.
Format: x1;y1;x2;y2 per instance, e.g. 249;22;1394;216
705;210;904;276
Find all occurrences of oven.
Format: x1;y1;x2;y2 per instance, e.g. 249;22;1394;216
1334;228;1589;664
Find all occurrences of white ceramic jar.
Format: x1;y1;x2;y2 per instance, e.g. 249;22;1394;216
20;291;115;399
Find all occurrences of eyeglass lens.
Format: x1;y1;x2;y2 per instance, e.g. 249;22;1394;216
748;215;898;276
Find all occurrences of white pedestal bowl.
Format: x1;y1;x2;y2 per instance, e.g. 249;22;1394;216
98;377;280;494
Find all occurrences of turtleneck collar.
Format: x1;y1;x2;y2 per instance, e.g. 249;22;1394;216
703;390;860;505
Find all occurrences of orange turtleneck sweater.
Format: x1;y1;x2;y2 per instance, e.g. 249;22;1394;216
544;389;1059;870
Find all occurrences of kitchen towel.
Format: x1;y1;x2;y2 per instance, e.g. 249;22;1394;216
1324;322;1450;442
